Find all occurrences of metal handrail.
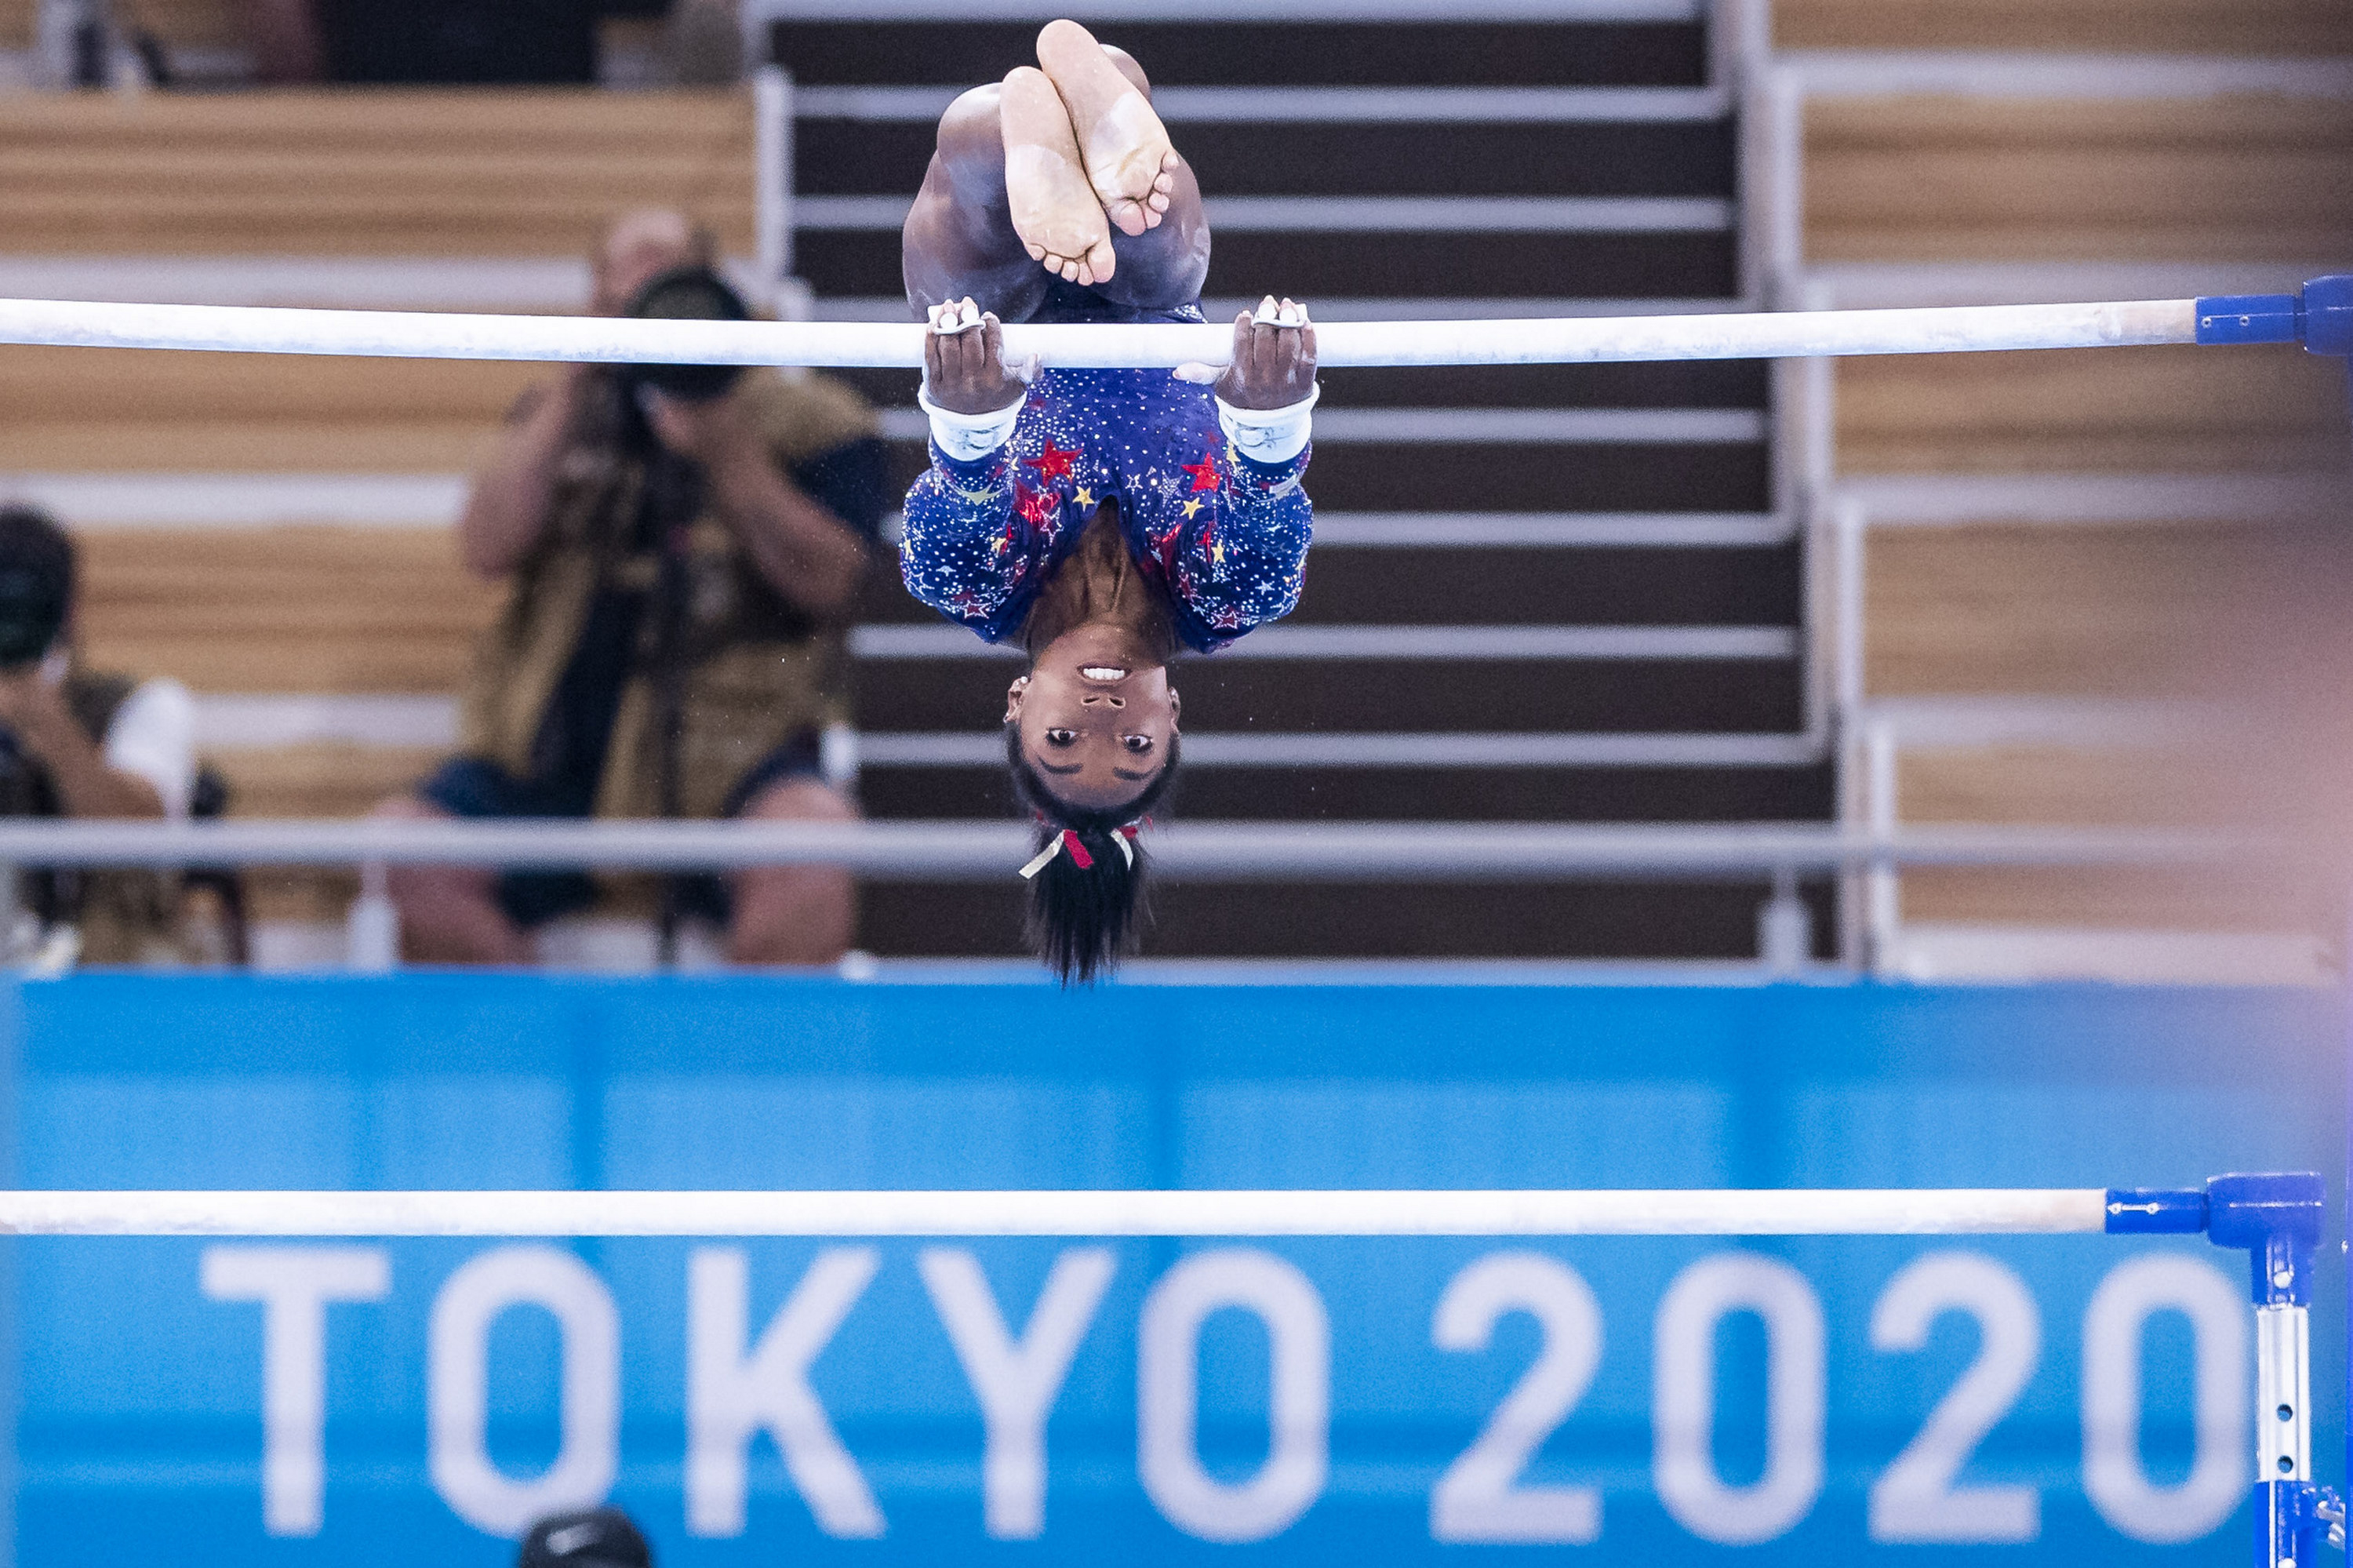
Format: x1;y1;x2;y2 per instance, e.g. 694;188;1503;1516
0;818;2282;880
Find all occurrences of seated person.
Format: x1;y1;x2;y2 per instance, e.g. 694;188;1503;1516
0;504;216;966
898;21;1318;982
381;208;887;966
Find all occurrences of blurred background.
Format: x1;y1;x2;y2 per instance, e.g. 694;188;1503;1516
1;0;2345;977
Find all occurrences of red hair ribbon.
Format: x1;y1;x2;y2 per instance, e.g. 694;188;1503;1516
1019;821;1145;880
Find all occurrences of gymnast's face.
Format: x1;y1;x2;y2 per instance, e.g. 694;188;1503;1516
1007;625;1180;811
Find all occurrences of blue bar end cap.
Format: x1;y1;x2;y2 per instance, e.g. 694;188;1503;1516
2303;274;2353;355
2105;1186;2207;1232
2207;1170;2325;1306
2196;293;2303;345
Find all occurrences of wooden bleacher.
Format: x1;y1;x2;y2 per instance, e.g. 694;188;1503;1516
1801;38;2352;961
1838;344;2350;474
1807;96;2353;264
1779;0;2353;54
0;89;754;253
0;88;753;886
3;7;2347;965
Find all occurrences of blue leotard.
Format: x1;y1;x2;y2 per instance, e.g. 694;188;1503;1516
898;293;1313;654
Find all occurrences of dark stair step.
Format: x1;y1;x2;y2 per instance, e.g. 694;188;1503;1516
858;760;1834;822
797;118;1734;198
854;544;1800;626
857;879;1835;961
852;655;1802;733
795;228;1738;304
770;21;1707;89
876;435;1769;513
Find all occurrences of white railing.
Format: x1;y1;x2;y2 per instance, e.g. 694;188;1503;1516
0;817;2283;973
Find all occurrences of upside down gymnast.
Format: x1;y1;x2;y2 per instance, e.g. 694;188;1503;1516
896;20;1320;983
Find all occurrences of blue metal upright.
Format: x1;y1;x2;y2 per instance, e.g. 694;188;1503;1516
2110;1173;2339;1566
2188;279;2353;1555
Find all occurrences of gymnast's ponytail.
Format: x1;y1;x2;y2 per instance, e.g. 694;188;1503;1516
1006;725;1180;984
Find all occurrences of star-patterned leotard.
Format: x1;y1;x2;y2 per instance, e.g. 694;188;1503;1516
899;294;1312;654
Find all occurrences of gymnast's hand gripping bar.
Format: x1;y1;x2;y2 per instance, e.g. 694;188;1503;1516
0;275;2342;368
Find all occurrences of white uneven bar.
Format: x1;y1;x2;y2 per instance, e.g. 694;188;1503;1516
0;297;2198;369
0;818;2270;877
0;1188;2108;1238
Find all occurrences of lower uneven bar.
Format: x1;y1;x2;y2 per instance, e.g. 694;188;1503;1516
0;1188;2111;1237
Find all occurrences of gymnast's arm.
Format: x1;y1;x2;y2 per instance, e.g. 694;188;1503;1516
456;365;590;579
898;304;1033;638
1176;444;1314;642
1177;300;1319;640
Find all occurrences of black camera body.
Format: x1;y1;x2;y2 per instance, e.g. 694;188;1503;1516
618;264;752;406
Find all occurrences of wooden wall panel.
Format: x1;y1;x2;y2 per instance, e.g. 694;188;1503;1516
75;525;494;693
0;89;755;256
0;346;542;471
1864;524;2258;697
1897;865;2316;929
1835;343;2351;473
1807;97;2353;262
1896;744;2243;827
1779;0;2353;53
214;742;441;818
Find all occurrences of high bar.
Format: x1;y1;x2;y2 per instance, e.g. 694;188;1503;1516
0;1188;2110;1236
0;294;2219;369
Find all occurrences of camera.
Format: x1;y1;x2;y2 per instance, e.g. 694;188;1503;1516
620;264;751;404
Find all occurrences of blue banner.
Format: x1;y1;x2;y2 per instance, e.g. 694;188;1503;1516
4;974;2343;1566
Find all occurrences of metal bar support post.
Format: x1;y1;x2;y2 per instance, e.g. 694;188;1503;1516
2113;1173;2340;1566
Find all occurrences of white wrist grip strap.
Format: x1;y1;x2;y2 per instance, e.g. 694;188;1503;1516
918;384;1024;461
1216;382;1318;465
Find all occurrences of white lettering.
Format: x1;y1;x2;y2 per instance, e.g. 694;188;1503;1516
1429;1251;1604;1543
2082;1254;2246;1542
427;1246;619;1536
1867;1251;2041;1544
1653;1252;1826;1544
1137;1249;1329;1543
919;1247;1115;1539
200;1246;390;1537
686;1246;885;1539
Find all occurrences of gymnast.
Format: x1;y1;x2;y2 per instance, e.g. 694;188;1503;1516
899;20;1319;984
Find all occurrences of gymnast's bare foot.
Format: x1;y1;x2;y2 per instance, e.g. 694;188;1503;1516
1000;65;1117;286
1036;19;1179;238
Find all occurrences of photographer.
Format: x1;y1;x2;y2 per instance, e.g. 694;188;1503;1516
0;504;209;964
382;208;886;966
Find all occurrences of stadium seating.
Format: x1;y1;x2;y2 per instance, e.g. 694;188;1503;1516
1799;52;2351;975
1777;0;2353;53
0;0;2341;970
0;87;755;944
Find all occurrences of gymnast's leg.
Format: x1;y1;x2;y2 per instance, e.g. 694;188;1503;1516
902;31;1208;319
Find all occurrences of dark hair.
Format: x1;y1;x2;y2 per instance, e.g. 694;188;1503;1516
1006;724;1180;985
0;505;75;668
